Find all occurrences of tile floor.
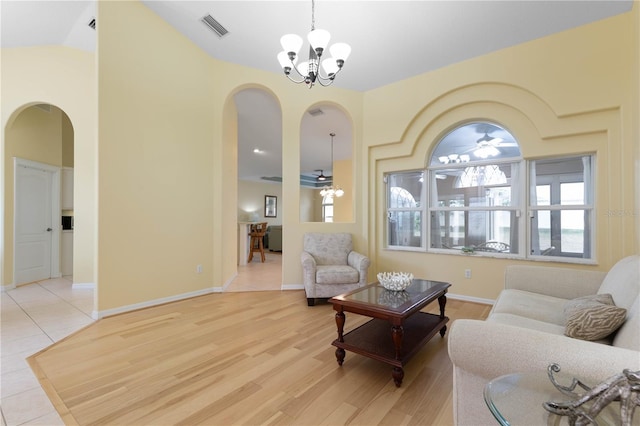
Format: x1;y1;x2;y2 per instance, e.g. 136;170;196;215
1;277;94;426
0;254;283;425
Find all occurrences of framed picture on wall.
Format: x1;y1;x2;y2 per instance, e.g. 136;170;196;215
265;195;277;217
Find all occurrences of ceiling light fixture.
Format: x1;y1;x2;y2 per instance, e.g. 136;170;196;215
319;133;344;198
474;133;501;158
277;0;351;88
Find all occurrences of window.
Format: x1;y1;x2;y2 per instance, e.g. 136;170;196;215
384;121;596;263
529;156;594;259
385;171;424;248
428;122;522;254
322;195;334;222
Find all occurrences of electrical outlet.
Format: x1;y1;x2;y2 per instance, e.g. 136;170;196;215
464;269;471;279
196;264;203;274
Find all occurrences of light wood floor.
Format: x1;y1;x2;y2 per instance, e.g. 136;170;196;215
28;290;490;425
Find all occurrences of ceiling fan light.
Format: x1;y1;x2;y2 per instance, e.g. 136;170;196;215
329;42;351;62
335;188;344;197
280;34;303;55
307;29;330;54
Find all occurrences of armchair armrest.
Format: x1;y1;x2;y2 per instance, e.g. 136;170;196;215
448;319;640;383
505;265;606;299
301;251;317;287
348;251;371;285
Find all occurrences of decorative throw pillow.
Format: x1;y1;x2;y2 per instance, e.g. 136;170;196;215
564;294;627;341
563;293;615;320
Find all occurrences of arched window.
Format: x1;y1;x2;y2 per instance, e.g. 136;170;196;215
428;122;522;253
322;195;334;222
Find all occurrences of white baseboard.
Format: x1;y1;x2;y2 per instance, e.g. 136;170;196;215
94;286;223;319
72;282;96;290
221;273;238;292
1;283;16;292
281;284;304;291
447;292;495;306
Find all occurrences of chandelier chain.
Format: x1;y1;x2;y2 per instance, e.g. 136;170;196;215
311;0;315;30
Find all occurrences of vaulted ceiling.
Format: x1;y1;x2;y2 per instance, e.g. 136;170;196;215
2;1;632;181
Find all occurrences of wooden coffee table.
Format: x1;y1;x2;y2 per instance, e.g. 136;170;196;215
330;279;450;387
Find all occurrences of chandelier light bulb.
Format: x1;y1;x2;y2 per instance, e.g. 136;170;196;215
321;58;339;76
307;29;331;54
329;42;351;62
280;34;303;57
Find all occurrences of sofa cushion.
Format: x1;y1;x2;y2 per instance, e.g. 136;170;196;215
490;289;567;326
564;300;626;341
487;313;566;335
316;265;359;284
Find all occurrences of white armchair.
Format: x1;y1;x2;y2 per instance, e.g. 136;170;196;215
301;232;370;306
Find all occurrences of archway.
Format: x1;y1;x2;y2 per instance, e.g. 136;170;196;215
229;87;284;291
4;103;74;287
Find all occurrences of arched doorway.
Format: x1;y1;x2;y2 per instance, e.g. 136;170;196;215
4;103;74;286
229;88;283;292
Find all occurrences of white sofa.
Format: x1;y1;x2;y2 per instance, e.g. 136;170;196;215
448;255;640;426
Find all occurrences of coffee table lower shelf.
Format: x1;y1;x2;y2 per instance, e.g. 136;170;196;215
332;312;448;384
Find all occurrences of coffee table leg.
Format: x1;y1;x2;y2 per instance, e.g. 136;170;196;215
335;310;345;366
391;325;404;386
438;294;448;337
392;366;404;387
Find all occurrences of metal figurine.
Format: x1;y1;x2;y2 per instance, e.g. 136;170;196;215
543;363;640;426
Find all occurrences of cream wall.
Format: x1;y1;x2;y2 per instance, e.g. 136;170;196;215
61;113;74;168
1;47;96;289
96;0;218;310
332;158;353;222
365;10;639;301
299;186;317;222
3;1;636;313
94;1;364;313
238;180;283;226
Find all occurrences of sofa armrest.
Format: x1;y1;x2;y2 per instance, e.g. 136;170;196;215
504;265;606;299
448;319;640;426
448;319;640;383
348;251;371;285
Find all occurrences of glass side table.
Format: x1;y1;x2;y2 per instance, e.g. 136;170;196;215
484;372;635;426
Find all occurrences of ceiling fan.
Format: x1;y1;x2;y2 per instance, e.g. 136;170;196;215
313;170;328;181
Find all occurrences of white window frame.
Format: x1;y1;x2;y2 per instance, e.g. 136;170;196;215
385;170;426;250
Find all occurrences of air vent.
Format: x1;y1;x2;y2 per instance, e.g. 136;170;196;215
88;17;96;30
308;108;324;117
201;14;228;37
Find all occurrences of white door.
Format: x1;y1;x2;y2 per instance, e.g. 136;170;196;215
15;162;55;284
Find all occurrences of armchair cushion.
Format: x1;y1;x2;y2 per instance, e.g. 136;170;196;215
303;233;352;265
316;265;359;284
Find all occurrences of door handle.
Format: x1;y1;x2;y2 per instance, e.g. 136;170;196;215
46;228;52;232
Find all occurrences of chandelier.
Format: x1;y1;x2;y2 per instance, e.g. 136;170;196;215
277;0;351;88
319;133;344;198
